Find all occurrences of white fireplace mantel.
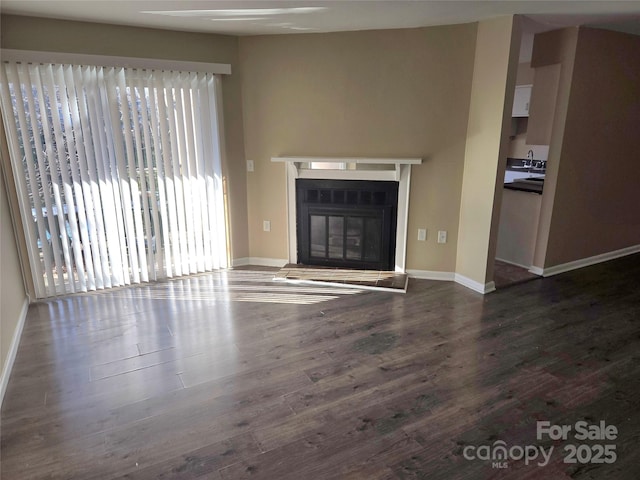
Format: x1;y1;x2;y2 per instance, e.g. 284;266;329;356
272;156;421;182
272;156;422;272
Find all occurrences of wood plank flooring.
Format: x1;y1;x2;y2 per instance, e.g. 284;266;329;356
2;256;640;479
493;260;540;289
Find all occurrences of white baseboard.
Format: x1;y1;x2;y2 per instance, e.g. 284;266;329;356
231;257;250;267
1;297;29;407
399;269;497;294
232;257;288;268
406;269;455;281
533;244;640;277
528;265;544;276
454;273;496;294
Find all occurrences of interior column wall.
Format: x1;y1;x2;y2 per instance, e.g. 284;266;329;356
541;27;640;268
455;16;520;291
530;27;579;270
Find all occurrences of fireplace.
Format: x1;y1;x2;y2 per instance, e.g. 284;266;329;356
296;179;398;270
272;156;422;273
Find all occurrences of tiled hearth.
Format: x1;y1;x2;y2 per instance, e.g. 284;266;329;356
274;264;408;292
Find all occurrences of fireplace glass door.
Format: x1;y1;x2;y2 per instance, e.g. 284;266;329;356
297;180;398;270
309;212;385;263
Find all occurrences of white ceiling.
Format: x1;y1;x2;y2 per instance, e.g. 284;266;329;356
2;1;640;37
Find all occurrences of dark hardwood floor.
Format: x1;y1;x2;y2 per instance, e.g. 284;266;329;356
2;256;640;479
493;260;540;289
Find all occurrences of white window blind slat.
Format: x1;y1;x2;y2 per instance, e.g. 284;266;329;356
201;77;217;271
1;65;50;294
66;65;102;290
113;68;145;284
146;81;171;278
156;78;181;277
90;67;122;287
185;72;205;272
174;77;197;274
60;64;97;291
102;69;133;286
193;75;212;271
126;79;154;282
120;70;150;282
165;73;189;276
78;66;111;289
138;77;164;279
42;65;82;292
47;64;87;292
31;65;68;294
211;76;228;269
97;67;130;286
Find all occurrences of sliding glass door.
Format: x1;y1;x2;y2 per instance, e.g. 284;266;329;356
0;62;228;298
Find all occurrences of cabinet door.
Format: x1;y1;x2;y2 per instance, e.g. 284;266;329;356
512;85;532;117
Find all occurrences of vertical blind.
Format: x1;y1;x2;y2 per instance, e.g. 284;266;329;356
0;62;228;298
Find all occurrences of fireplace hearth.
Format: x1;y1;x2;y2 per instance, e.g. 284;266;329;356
296;179;398;270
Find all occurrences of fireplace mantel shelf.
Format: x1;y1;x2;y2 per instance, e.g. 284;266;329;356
272;157;422;182
272;157;422;165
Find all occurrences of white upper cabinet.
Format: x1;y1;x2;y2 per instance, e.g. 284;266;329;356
512;84;532;117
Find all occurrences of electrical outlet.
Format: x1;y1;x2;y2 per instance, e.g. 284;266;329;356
263;220;271;232
437;230;447;244
417;228;427;241
247;160;254;172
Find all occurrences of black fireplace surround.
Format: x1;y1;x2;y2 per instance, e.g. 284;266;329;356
296;179;398;271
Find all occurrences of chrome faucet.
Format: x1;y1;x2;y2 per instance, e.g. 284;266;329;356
525;149;534;168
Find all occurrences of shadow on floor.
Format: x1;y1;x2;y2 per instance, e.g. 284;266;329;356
493;260;540;289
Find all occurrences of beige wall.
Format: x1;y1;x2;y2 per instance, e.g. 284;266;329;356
515;62;535;85
531;27;580;269
456;16;520;286
1;122;28;388
526;63;561;146
1;14;249;259
496;189;542;267
507;130;549;160
238;24;477;271
543;28;640;266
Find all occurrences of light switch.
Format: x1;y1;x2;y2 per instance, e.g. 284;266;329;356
247;160;254;172
417;228;427;241
437;230;447;244
263;220;271;232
